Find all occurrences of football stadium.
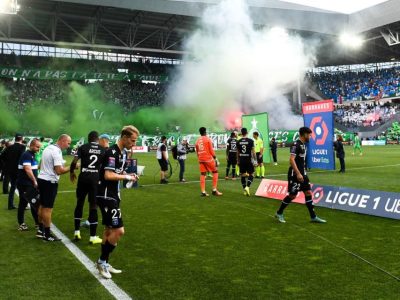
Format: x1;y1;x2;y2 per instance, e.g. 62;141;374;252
1;0;400;299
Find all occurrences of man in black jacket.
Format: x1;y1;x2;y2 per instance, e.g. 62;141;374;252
270;137;278;166
1;134;26;209
334;135;345;173
0;140;6;182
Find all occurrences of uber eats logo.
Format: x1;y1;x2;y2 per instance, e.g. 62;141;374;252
310;116;328;145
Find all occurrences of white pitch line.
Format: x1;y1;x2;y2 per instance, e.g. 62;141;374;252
268;163;400;178
221;200;400;282
50;226;133;300
13;187;132;300
137;163;400;187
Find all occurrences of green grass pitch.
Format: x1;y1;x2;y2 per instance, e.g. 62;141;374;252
1;145;400;299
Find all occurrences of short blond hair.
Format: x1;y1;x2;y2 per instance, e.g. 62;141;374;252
58;134;71;142
121;125;140;138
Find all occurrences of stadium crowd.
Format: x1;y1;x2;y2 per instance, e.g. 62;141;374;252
0;78;167;113
310;67;400;102
334;102;399;128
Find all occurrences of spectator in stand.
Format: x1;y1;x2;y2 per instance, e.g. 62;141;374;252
309;67;400;102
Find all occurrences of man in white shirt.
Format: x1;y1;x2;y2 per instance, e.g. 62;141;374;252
37;134;71;242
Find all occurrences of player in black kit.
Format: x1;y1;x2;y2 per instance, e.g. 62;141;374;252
225;131;238;180
275;127;326;223
96;125;140;279
237;128;257;196
70;131;105;244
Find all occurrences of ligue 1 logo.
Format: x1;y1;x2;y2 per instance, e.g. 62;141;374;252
309;116;328;145
312;187;324;203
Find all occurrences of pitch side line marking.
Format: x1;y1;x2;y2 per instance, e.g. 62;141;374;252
13;188;132;300
5;163;400;195
221;200;400;282
134;163;400;188
50;226;133;300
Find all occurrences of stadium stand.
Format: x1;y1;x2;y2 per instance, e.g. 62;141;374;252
0;53;169;113
334;101;399;129
0;78;167;113
309;67;400;102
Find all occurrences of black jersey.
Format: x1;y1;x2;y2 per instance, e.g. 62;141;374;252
76;142;105;177
289;139;307;176
98;144;128;195
226;138;238;154
237;137;254;161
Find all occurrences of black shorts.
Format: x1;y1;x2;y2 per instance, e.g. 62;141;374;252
38;178;58;208
288;173;311;195
17;184;40;209
227;153;237;165
256;152;263;164
239;160;255;175
96;193;123;228
158;159;168;171
76;175;98;205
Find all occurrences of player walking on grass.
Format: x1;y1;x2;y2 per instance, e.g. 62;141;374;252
237;128;257;196
352;133;363;156
225;132;238;180
70;131;105;244
275;127;326;224
195;127;222;197
96;125;139;279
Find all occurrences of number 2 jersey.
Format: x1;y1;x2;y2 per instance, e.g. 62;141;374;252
75;142;105;180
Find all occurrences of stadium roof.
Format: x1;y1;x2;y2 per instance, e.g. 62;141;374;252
1;0;400;66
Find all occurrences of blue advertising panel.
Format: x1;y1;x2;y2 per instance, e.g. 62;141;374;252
256;179;400;220
312;184;400;220
302;100;335;170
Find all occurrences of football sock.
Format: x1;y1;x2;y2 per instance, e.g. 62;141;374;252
100;241;116;262
212;172;218;190
305;195;316;219
44;227;51;237
89;209;98;237
241;176;246;189
200;175;206;193
256;166;260;177
226;167;230;177
277;196;292;214
74;217;81;231
232;167;236;178
261;165;265;177
247;175;253;187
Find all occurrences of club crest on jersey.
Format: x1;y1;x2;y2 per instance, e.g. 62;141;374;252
108;157;115;168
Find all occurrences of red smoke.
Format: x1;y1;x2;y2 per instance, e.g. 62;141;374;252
223;110;243;129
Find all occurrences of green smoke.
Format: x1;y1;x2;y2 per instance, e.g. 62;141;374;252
23;102;66;136
0;85;20;134
0;80;224;138
64;82;125;136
